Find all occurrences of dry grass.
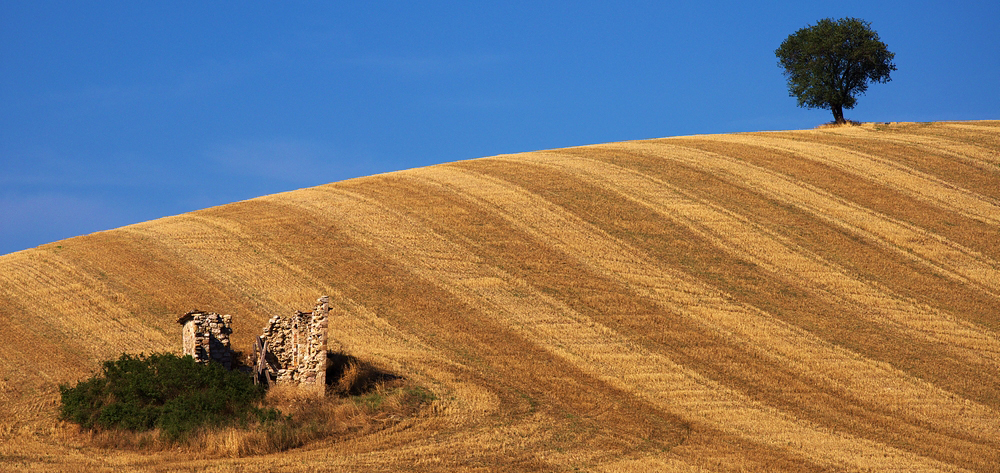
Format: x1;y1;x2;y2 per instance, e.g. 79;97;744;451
815;119;862;128
0;120;998;471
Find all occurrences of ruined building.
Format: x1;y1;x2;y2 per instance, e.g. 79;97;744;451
177;297;332;396
255;296;330;396
177;310;234;370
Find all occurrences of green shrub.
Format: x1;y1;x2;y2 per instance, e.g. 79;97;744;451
59;353;279;440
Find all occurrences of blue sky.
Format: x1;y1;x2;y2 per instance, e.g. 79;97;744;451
2;1;997;255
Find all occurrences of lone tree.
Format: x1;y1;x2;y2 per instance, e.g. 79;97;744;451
775;17;896;124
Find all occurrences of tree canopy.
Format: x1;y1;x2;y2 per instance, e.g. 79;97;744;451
775;17;896;124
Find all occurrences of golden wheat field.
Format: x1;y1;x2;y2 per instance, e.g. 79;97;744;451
1;121;998;472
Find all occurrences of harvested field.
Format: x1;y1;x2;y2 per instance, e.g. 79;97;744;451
0;121;997;472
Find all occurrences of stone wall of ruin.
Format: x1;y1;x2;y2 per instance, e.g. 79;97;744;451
179;311;233;370
260;296;329;395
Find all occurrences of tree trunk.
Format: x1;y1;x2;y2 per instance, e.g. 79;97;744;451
831;104;846;124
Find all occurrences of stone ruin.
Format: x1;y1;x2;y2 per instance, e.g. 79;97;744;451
178;296;332;396
255;296;330;396
177;310;234;370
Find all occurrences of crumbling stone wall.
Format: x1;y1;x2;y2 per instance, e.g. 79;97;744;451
259;296;329;395
177;311;233;370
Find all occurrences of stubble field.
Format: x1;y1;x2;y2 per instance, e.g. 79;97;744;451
0;121;998;472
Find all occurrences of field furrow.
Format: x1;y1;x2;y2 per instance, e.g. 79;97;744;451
280;186;965;472
907;122;1000;149
261;188;696;468
122;216;325;314
502;152;1000;366
396;163;999;445
942;121;1000;130
782;131;1000;204
594;141;1000;300
703;134;1000;226
822;127;1000;169
334;173;881;468
0;251;171;363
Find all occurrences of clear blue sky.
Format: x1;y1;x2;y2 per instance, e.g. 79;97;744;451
2;1;997;255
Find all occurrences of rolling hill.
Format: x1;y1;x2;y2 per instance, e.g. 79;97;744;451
1;121;998;472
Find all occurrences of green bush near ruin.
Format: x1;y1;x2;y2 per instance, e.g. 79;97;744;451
59;352;280;440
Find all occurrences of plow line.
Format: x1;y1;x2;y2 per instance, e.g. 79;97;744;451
286;185;968;472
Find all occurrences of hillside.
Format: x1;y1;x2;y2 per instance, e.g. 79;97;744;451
1;121;998;472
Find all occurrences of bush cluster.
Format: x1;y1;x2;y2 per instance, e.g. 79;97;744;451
59;353;279;440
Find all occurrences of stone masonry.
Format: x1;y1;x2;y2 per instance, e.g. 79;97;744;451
177;310;234;370
259;296;330;395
